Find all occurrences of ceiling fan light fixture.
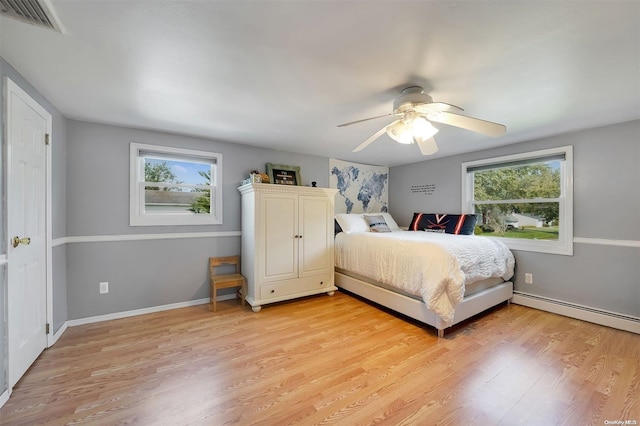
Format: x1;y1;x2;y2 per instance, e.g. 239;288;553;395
386;120;413;144
344;86;506;155
387;114;439;145
411;117;439;142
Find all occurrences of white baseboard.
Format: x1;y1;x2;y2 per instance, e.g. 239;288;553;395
0;389;9;410
67;296;235;327
512;293;640;334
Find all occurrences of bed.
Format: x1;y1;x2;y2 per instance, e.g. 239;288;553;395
334;213;515;337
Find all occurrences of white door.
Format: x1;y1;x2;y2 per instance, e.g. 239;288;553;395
298;196;332;278
260;192;298;282
6;78;50;389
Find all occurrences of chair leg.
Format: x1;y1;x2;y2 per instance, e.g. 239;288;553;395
241;282;246;306
212;283;217;312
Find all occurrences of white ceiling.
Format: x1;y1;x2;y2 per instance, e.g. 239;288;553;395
1;1;639;166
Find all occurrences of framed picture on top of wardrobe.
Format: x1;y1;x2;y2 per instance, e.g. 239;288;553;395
266;163;301;186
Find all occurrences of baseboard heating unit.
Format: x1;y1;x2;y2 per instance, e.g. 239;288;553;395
512;292;640;335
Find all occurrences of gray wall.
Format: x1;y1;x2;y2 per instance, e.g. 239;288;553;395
389;120;640;317
65;120;331;320
0;57;68;395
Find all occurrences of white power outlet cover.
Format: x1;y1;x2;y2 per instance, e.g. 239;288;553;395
99;281;109;294
525;273;533;284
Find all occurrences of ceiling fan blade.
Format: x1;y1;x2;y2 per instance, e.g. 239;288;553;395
352;123;395;152
427;111;506;136
337;113;398;127
416;137;439;156
414;102;463;113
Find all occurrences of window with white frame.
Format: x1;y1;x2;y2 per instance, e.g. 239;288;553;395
462;146;573;255
130;143;222;226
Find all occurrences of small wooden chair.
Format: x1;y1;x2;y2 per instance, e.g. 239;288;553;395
209;256;246;312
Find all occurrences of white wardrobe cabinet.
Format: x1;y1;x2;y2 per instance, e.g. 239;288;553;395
238;183;338;312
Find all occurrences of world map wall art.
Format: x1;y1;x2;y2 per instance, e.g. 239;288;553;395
329;158;389;214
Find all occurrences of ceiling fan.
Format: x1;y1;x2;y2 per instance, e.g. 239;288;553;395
337;86;506;156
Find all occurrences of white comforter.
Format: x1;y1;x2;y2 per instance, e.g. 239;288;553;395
334;231;515;325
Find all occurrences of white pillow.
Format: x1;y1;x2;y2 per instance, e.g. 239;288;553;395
364;215;392;232
381;213;401;231
364;212;400;231
335;214;369;234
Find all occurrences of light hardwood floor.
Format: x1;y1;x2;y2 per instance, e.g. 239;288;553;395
1;291;638;425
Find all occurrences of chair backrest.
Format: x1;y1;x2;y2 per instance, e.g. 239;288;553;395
210;256;240;277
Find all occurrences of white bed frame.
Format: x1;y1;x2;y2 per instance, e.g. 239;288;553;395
335;270;513;338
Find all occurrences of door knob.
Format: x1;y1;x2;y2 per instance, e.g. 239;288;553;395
12;236;31;248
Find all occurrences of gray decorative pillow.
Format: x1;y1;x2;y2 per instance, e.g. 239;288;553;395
364;215;392;232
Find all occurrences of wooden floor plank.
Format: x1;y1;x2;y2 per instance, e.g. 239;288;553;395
1;291;638;425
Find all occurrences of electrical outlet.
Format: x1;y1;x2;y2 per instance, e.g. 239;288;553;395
525;273;533;284
99;281;109;294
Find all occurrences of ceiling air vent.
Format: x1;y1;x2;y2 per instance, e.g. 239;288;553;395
0;0;64;32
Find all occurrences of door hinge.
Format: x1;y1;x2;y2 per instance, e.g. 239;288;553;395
46;323;50;334
45;133;50;145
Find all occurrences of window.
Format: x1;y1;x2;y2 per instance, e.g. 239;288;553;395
462;146;573;255
130;143;222;226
